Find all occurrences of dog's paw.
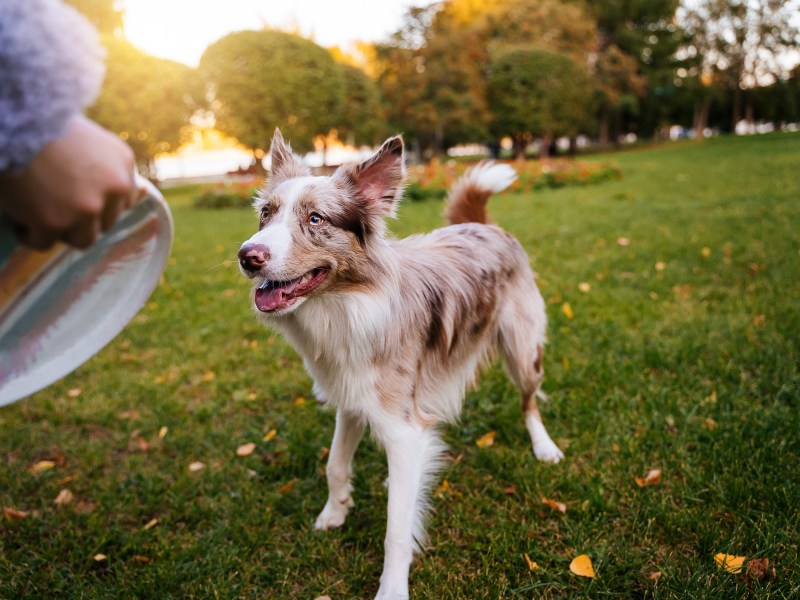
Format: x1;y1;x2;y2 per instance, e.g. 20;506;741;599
314;496;354;531
533;439;564;464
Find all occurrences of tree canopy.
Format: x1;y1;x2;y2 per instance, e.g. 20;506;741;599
199;30;346;154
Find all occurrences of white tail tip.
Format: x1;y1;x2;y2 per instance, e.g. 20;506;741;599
466;161;517;194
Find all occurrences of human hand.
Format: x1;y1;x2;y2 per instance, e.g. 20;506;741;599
0;115;139;250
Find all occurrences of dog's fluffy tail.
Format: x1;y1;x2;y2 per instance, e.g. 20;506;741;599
444;161;517;225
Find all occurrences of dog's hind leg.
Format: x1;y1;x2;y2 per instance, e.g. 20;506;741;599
499;298;564;464
373;419;445;600
315;409;365;530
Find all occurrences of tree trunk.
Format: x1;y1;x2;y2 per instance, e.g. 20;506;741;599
539;133;552;159
598;104;611;149
513;135;527;161
693;96;711;139
568;136;577;156
731;87;742;133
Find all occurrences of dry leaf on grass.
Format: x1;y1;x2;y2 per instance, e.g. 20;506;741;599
634;469;662;487
475;431;496;448
435;479;450;498
3;507;28;521
617;237;631;246
201;371;216;382
714;553;746;574
93;553;107;562
131;555;152;564
188;461;205;472
313;596;332;600
524;553;539;572
143;518;158;530
745;558;775;581
702;417;718;430
236;443;256;457
30;460;56;474
561;302;574;319
158;426;168;439
294;396;306;406
569;554;595;578
54;489;74;506
263;429;277;442
67;388;81;398
278;478;298;494
541;496;567;513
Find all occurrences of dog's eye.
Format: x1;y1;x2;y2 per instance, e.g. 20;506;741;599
260;206;270;220
309;213;324;226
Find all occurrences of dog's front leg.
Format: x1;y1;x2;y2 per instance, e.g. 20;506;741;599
315;408;365;530
374;420;442;600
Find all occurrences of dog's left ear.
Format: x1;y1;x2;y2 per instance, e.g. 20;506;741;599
336;136;405;218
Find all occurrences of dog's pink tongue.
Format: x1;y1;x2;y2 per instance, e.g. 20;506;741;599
254;278;301;312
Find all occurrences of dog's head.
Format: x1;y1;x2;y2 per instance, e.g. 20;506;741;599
238;129;405;315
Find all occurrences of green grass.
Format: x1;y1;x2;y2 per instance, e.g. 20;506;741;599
2;133;799;599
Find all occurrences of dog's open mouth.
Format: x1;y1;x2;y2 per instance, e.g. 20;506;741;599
254;268;329;312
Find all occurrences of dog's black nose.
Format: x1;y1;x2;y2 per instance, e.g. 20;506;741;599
238;243;269;272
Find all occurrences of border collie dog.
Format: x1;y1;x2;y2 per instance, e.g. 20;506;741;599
238;130;563;599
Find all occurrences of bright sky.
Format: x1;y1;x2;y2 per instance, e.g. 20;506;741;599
121;0;416;66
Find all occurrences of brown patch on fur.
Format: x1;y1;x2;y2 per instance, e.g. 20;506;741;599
534;345;543;374
445;187;492;225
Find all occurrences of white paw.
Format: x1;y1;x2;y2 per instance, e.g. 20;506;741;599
314;496;354;531
533;439;564;464
374;588;409;599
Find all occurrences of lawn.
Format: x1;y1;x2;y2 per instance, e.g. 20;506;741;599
1;133;798;599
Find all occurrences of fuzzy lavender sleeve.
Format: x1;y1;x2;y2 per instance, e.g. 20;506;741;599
0;0;105;172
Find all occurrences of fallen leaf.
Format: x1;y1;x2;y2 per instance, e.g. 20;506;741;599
569;554;595;578
578;282;591;293
524;553;539;571
745;557;775;581
278;478;298;494
67;388;81;398
263;429;277;442
503;486;517;495
435;479;450;498
647;571;662;582
30;460;56;474
201;371;216;382
136;437;151;452
635;468;662;487
118;410;141;420
236;442;256;457
3;507;28;521
54;489;74;506
294;396;306;406
188;461;205;472
617;237;630;247
541;496;567;513
143;518;158;530
131;555;152;564
561;302;574;319
475;431;496;448
318;446;330;460
158;426;168;439
714;553;746;574
313;596;332;600
93;553;108;562
701;246;711;257
655;261;666;271
753;314;765;326
611;443;621;453
74;501;96;514
702;417;718;430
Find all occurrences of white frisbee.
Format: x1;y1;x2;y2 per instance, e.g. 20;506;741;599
0;175;173;406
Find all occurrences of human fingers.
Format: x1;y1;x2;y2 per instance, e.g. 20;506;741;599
61;215;101;249
14;221;59;251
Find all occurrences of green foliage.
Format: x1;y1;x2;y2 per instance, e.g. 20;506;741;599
87;37;203;175
488;48;594;150
194;182;258;209
200;31;345;154
336;63;387;147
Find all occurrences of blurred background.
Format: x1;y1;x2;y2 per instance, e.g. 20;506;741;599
67;0;800;180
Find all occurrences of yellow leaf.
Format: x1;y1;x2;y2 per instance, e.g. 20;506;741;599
236;442;256;457
714;553;746;574
158;426;168;439
635;468;662;487
541;496;567;513
54;489;74;506
611;443;621;453
569;554;595;578
93;553;107;562
263;429;277;442
201;371;216;382
561;302;574;319
435;479;450;498
30;460;56;474
578;282;591;293
701;246;711;257
143;518;158;530
188;461;205;472
475;431;496;448
294;396;306;406
655;261;666;271
562;356;570;371
524;553;539;571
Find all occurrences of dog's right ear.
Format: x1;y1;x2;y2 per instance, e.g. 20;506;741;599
267;128;311;189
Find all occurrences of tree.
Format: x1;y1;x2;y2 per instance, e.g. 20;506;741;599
488;48;594;158
679;0;800;132
87;38;203;178
64;0;123;35
335;63;387;147
200;30;345;158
